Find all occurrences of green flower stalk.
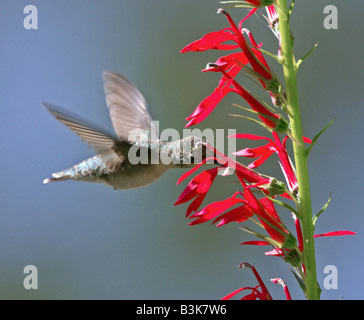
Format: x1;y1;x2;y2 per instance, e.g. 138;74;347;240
276;0;319;300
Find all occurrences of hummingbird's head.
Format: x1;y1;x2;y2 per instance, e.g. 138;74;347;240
177;136;216;167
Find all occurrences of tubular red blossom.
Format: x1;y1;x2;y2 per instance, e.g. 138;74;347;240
188;194;244;225
239;263;273;300
238;177;289;244
175;145;274;222
207;62;281;129
239;8;258;27
202;52;250;78
218;9;272;80
214;205;253;226
258;197;289;244
231;79;280;128
294;215;304;252
174;167;220;217
221;286;265;300
266;4;279;34
271;278;292;300
242;28;271;73
230;132;298;190
180;28;239;52
185;79;235;127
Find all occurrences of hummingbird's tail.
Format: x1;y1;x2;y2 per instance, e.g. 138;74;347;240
43;172;71;184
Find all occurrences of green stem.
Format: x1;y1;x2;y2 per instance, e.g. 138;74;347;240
276;0;320;300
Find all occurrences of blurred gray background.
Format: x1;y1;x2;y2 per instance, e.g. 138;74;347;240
0;0;363;299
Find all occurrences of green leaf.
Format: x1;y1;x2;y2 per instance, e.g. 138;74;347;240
296;42;319;71
306;118;335;156
289;268;307;295
312;192;332;228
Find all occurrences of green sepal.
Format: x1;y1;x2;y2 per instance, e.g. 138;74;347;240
284;248;302;268
306;118;335;156
312;191;332;228
282;232;297;250
289;268;307;294
296;42;319;71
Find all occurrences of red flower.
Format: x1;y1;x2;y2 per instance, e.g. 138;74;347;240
265;4;279;36
218;9;272;80
222;263;273;300
185;78;235;127
271;278;292;300
174;167;221;217
175;147;271;220
230;132;302;191
188;193;246;225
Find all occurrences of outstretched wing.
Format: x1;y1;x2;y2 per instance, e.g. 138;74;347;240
42;101;118;155
103;71;157;142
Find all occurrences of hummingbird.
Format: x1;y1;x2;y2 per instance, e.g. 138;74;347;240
42;71;214;190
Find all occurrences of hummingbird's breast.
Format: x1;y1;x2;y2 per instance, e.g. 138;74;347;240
103;163;171;190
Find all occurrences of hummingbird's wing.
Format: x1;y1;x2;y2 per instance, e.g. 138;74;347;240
103;71;157;142
41;102;123;158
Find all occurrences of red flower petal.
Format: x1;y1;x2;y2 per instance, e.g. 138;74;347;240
180;28;239;53
185;80;234;127
214;205;253;226
240;240;270;246
314;230;356;238
189;197;243;225
221;287;246;300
